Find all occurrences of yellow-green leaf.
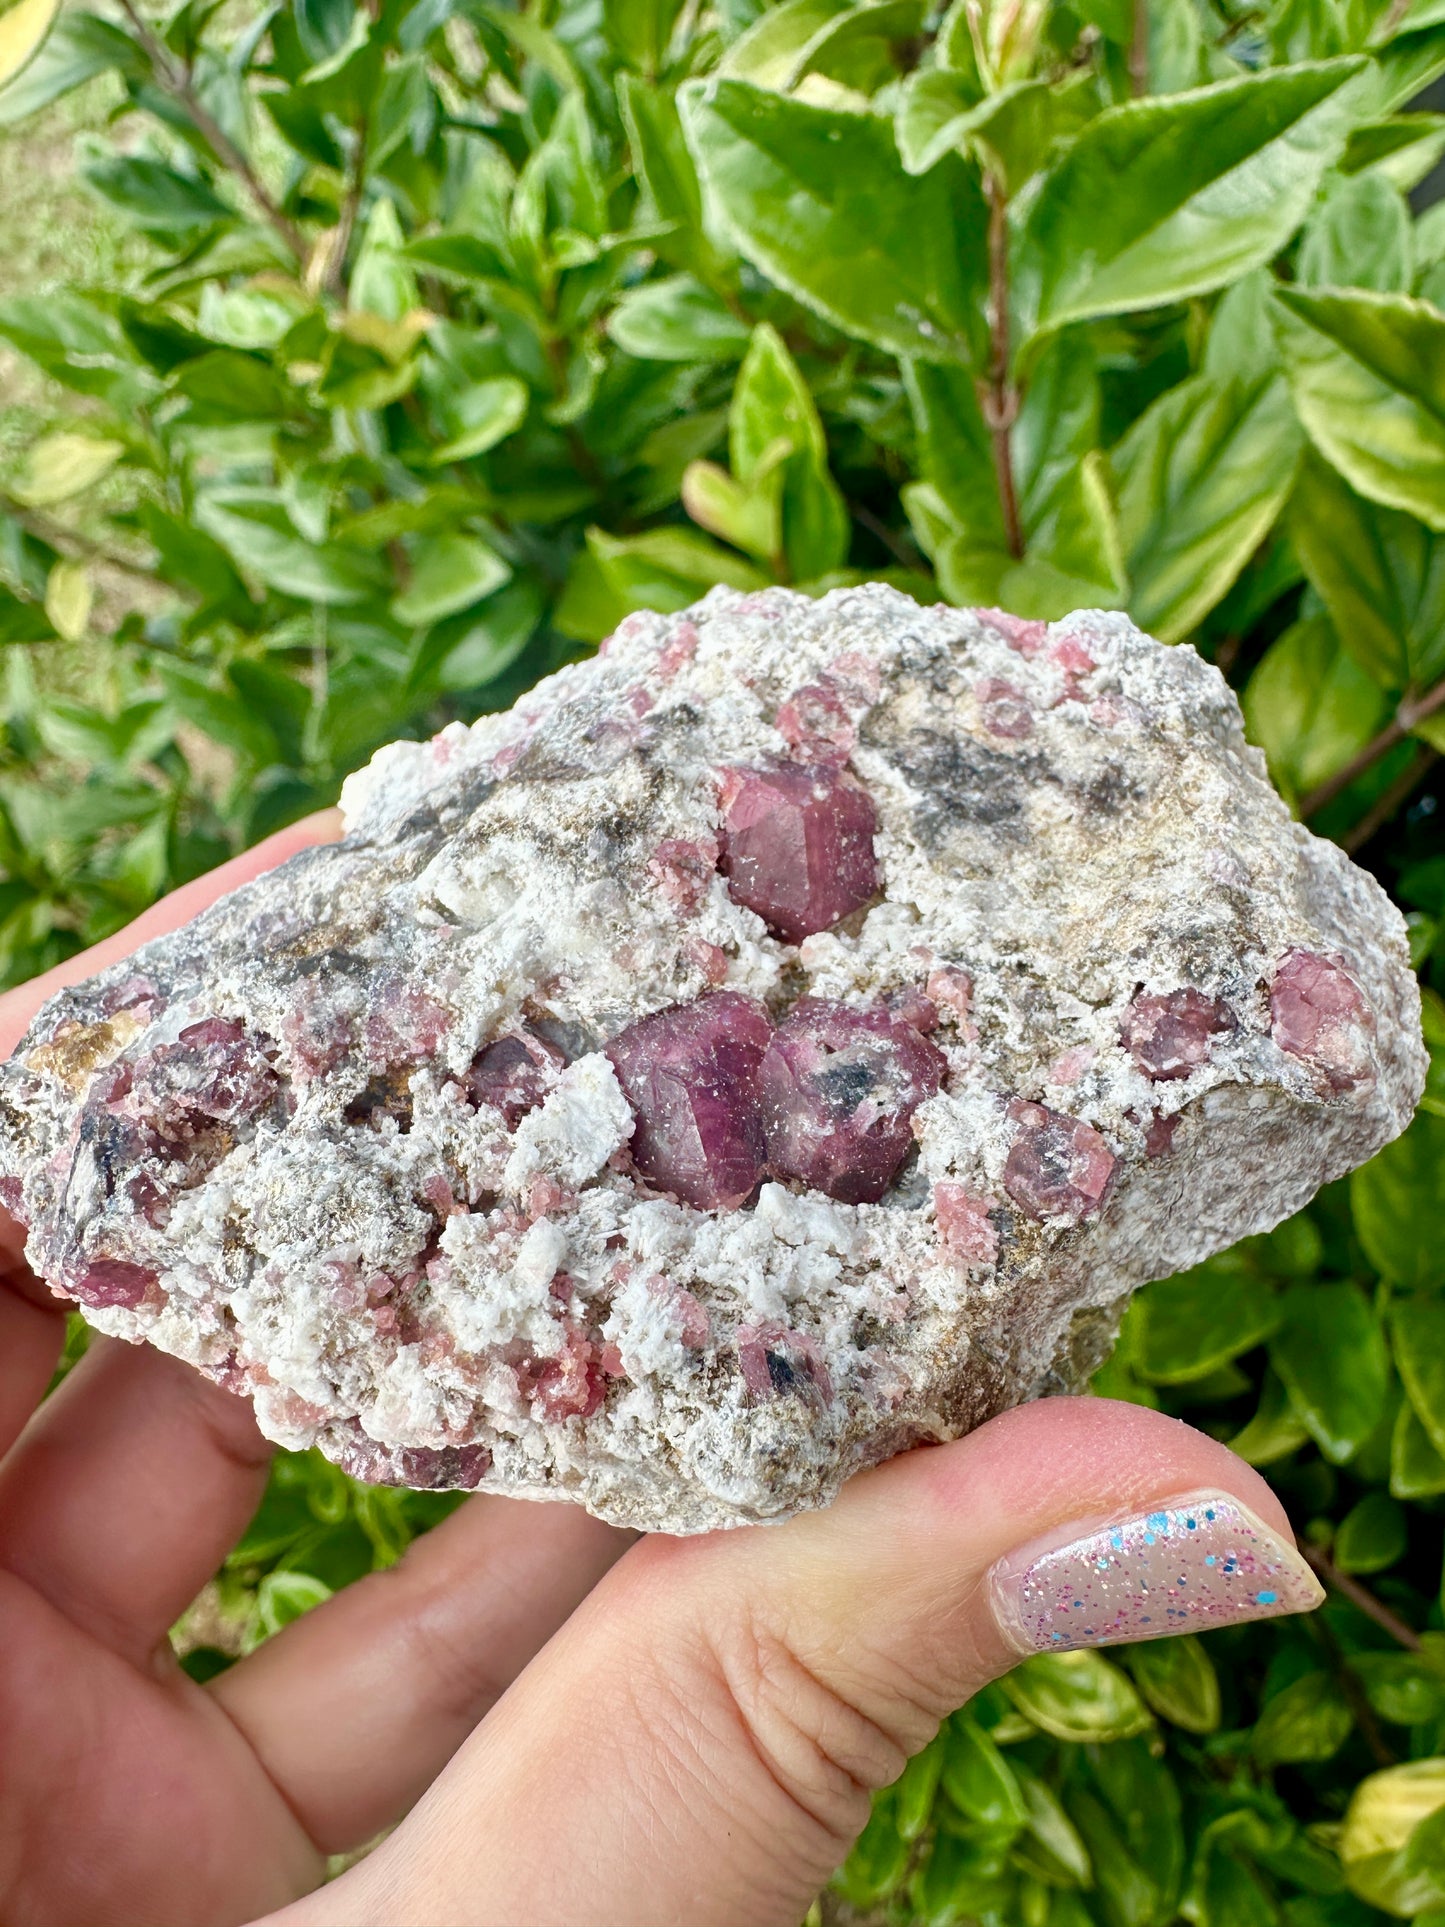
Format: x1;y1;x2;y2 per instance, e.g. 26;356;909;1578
12;431;124;508
0;0;61;92
43;556;91;641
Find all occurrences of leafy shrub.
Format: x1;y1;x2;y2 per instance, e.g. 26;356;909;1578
5;0;1445;1918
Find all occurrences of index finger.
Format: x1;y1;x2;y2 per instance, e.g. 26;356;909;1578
0;808;344;1063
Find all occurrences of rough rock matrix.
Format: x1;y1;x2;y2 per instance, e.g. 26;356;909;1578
0;587;1425;1531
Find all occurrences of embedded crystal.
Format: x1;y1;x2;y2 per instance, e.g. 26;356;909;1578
718;761;878;943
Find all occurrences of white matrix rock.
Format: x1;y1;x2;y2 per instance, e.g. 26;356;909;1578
0;587;1424;1531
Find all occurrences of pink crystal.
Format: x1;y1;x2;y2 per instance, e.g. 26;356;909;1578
657;619;699;678
69;1258;155;1309
522;1328;622;1421
466;1029;564;1127
737;1321;834;1405
364;984;450;1069
975;678;1034;739
606;991;773;1209
934;1184;998;1266
1122;989;1235;1081
978;608;1048;656
718;762;879;944
1144;1112;1180;1159
128;1018;280;1137
1271;949;1376;1093
759;998;945;1204
775;684;855;761
1003;1099;1116;1222
889;986;940;1033
1049;1044;1096;1085
927;966;974;1025
648;837;720;913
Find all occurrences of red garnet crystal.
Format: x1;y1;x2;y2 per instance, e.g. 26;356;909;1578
69;1258;156;1309
1121;988;1235;1081
606;992;774;1210
718;762;879;944
1271;949;1375;1092
466;1029;565;1127
1003;1098;1116;1222
759;998;945;1205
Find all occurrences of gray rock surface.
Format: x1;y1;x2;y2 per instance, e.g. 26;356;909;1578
0;587;1424;1531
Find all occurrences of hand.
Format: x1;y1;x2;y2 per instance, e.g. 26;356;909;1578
0;819;1324;1927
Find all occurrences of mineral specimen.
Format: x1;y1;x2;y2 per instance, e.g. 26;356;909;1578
0;586;1425;1532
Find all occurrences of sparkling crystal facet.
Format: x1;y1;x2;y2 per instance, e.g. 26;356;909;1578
759;998;945;1204
1121;988;1234;1081
1003;1098;1116;1222
719;762;879;944
606;991;774;1209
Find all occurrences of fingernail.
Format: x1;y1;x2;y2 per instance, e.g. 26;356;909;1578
988;1491;1324;1655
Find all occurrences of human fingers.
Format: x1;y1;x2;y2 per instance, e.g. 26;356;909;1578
0;810;345;1642
0;808;343;1061
279;1398;1322;1927
0;1269;65;1457
0;1338;272;1660
213;1496;633;1852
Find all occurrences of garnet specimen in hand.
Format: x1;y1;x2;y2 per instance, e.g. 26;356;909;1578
0;587;1424;1532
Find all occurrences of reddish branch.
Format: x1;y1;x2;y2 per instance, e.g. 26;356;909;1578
978;174;1023;560
1302;674;1445;820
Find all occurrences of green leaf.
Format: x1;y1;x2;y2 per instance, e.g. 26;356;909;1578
1064;1785;1163;1927
1012;1766;1093;1888
1297;171;1413;293
718;0;852;88
680;77;988;364
247;1568;333;1649
1014;60;1366;347
1134;1261;1282;1384
1392;1295;1445;1460
1274;286;1445;534
728;321;847;580
43;557;90;642
0;8;144;125
894;1733;945;1842
940;1718;1027;1833
1270;1281;1389;1464
603;0;686;74
1392;1395;1445;1499
1254;1671;1353;1766
1241;611;1393;806
391;532;510;626
619;74;733;283
1342;113;1445;191
0;290;155;409
157;661;278;764
1287;450;1445;694
897;69;1099;190
196;497;388;606
1229;1367;1312;1467
427;376;529;463
1001;1650;1152;1744
80;150;235;232
0;0;60;91
10;431;124;508
1334;1491;1407;1573
607;275;752;362
1354;1649;1445;1726
1354;1113;1445;1289
1112;371;1302;643
1125;1637;1221;1735
1341;1759;1445;1917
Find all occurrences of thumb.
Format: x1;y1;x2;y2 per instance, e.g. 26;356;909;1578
279;1397;1321;1927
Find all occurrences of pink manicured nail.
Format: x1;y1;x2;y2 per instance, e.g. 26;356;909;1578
989;1491;1324;1655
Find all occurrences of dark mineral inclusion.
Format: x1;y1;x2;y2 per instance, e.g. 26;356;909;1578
0;587;1425;1531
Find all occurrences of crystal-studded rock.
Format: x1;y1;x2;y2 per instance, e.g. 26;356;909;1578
0;585;1423;1534
718;761;879;943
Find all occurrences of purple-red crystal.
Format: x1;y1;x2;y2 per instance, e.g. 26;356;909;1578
69;1258;156;1309
606;991;773;1210
1003;1098;1116;1222
759;998;945;1205
1121;988;1234;1081
127;1018;279;1138
718;762;879;944
1271;949;1375;1093
466;1029;565;1127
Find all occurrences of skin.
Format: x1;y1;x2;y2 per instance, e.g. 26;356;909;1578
0;813;1312;1927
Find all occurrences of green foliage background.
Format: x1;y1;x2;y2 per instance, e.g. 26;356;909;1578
4;0;1445;1916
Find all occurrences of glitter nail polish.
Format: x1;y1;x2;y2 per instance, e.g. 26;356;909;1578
988;1491;1324;1654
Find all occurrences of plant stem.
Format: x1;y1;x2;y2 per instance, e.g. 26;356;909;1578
117;0;306;262
1310;1608;1396;1768
1302;1543;1422;1651
1301;674;1445;819
1129;0;1150;94
328;119;370;300
850;501;922;573
978;173;1023;561
0;490;153;582
1342;746;1439;857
